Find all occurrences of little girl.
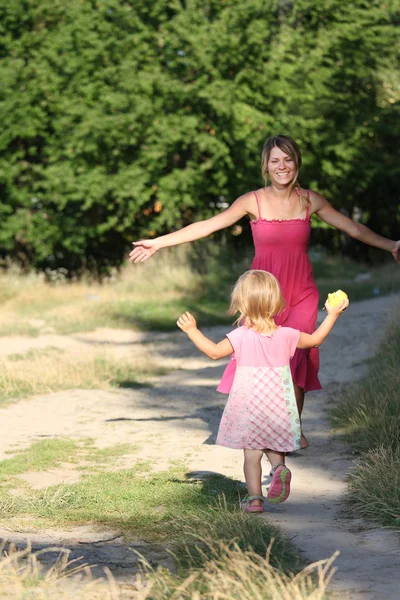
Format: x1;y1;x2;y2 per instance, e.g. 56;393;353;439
177;270;349;513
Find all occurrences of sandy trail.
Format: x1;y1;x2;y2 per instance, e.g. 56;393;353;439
0;294;399;596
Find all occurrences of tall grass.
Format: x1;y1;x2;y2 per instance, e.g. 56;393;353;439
0;542;120;600
331;310;400;528
0;541;336;600
135;543;337;600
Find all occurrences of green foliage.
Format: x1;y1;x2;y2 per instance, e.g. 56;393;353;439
0;0;399;273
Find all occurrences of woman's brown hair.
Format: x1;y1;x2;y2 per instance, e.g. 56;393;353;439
261;135;309;208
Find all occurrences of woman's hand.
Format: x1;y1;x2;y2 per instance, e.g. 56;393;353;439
391;240;400;263
177;311;198;334
129;240;158;263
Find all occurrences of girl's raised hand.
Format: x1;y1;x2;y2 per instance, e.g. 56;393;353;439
392;240;400;263
177;311;198;333
325;298;349;316
129;240;158;263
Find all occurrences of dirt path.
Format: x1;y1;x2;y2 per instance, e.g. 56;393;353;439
0;294;399;596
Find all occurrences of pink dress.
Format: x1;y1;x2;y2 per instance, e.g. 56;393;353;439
218;189;321;394
216;326;302;452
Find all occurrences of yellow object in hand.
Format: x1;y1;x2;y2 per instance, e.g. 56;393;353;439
327;289;348;307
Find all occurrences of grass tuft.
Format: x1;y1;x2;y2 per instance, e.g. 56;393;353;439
0;540;336;599
343;447;400;528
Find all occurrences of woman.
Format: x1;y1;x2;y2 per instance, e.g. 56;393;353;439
130;134;400;448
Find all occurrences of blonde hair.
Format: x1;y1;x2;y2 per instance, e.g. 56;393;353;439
229;270;285;332
261;134;309;209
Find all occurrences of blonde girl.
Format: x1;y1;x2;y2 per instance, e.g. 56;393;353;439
177;270;349;512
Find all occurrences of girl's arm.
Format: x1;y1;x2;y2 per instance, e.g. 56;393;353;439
129;193;253;263
310;190;400;263
297;299;349;349
176;312;233;360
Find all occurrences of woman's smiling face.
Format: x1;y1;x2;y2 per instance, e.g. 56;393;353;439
267;146;296;187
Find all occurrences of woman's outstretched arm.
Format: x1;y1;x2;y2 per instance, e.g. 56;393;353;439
129;193;252;263
310;190;400;263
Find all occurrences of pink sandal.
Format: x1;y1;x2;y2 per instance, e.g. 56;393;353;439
240;495;265;513
267;464;291;504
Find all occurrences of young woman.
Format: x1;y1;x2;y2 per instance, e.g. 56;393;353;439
130;134;400;447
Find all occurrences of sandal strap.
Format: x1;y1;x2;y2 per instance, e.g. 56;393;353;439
242;495;264;502
270;463;286;476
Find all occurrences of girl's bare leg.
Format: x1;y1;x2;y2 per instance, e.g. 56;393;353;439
243;449;264;506
294;384;308;448
264;449;285;470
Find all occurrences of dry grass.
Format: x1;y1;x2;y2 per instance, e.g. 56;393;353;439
0;541;120;599
136;543;338;600
0;541;337;599
2;249;398;336
0;250;203;336
0;350;160;404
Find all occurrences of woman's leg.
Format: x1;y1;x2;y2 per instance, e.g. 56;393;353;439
243;449;264;506
294;384;308;449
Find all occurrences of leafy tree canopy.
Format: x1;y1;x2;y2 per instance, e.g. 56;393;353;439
0;0;399;274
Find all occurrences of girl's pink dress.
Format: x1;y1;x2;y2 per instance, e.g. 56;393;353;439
216;326;302;452
218;190;321;394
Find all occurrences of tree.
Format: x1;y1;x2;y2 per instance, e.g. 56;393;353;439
0;0;398;274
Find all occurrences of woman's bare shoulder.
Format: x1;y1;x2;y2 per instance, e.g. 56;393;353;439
231;189;260;217
235;189;261;203
306;188;328;212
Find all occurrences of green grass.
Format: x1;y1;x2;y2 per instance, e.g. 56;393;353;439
83;442;139;463
0;439;78;480
0;438;301;575
331;310;400;528
0;439;140;481
0;465;301;576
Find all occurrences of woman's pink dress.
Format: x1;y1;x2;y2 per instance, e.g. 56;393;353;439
216;326;302;452
218;190;321;394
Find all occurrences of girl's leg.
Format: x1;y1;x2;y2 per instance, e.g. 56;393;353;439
264;448;285;470
243;449;264;506
294;384;308;449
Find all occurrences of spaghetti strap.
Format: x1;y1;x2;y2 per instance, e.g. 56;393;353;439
254;191;262;221
306;189;310;220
